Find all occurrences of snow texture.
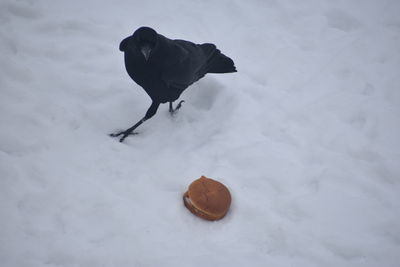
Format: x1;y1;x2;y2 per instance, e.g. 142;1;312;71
1;0;400;266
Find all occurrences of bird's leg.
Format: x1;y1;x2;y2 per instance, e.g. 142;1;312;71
110;101;160;142
169;100;185;115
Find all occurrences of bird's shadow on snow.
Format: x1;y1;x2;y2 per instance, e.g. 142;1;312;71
177;75;238;134
103;75;238;155
183;76;224;111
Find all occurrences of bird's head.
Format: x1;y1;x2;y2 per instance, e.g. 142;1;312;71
133;26;158;61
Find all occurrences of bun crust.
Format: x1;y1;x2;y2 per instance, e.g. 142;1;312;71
183;176;231;221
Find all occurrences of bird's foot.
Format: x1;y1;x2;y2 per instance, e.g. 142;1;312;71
109;130;138;142
169;100;185;115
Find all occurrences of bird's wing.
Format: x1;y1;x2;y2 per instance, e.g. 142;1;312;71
161;41;205;91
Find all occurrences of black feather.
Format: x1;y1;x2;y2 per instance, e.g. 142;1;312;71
120;27;237;103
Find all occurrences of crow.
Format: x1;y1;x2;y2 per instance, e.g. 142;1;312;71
110;26;237;142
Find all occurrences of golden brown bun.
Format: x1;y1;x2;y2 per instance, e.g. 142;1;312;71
183;176;231;221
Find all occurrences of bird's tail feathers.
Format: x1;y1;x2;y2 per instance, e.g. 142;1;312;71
200;44;237;74
207;53;237;73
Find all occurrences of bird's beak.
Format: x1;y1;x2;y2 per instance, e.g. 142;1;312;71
140;44;152;61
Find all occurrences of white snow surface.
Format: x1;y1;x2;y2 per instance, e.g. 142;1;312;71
1;0;400;266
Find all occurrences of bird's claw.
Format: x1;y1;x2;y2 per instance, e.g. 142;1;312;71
176;100;185;110
109;131;138;142
170;100;185;115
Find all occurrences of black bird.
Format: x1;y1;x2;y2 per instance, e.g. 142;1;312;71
110;26;237;142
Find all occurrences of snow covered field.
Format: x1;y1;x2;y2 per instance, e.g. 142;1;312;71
1;0;400;266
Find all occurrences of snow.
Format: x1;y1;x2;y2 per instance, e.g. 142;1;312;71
1;0;400;266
